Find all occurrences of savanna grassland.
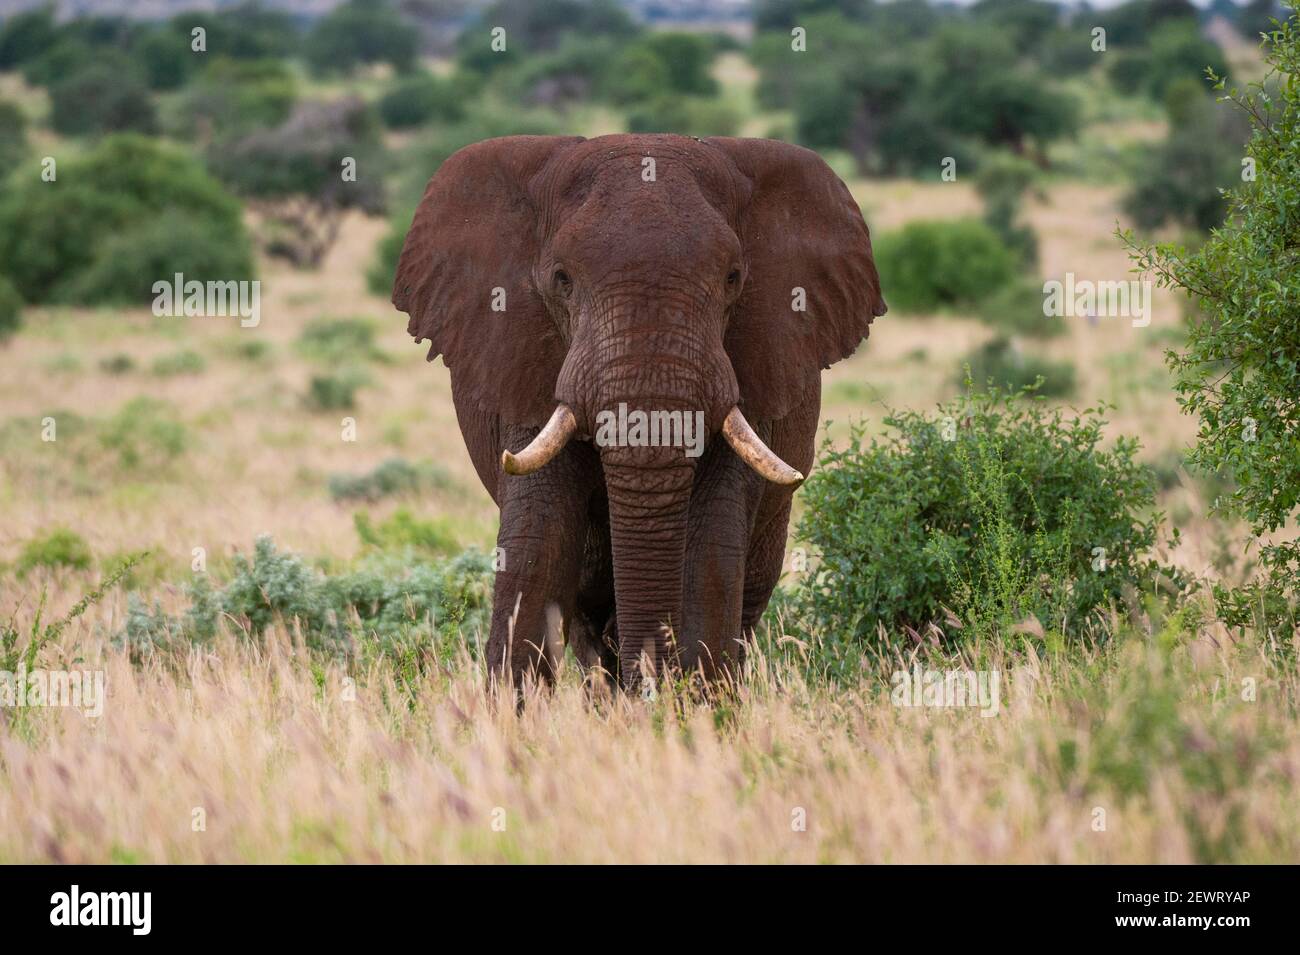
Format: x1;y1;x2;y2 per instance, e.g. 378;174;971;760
1;14;1298;863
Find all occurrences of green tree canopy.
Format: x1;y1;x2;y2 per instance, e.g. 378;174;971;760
1126;4;1300;624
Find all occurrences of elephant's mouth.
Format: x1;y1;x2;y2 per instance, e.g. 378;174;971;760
501;403;803;486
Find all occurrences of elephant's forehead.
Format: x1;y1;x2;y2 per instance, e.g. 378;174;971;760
554;181;740;275
543;134;741;216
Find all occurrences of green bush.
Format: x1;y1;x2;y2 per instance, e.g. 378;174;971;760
98;353;135;375
64;209;255;306
306;370;368;411
977;279;1067;339
625;96;741;137
367;207;411;296
121;535;494;656
622;32;718;98
168;58;297;140
48;58;157;136
959;337;1077;398
16;528;94;577
1124;81;1251;233
0;276;22;344
509;35;620;106
296;317;383;363
0;136;250;304
354;508;458;557
1125;5;1300;627
874;219;1019;313
0;100;28;172
378;73;470;128
98;397;188;471
218;535;335;642
974;152;1040;268
0;8;58;71
151;349;207;377
221;338;272;363
1108;20;1228;101
133;26;197;91
790;387;1178;646
328;457;452;502
304;0;417;76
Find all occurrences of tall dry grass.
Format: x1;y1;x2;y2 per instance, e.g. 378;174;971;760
1;613;1295;864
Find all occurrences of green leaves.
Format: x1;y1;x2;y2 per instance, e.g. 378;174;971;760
791;387;1178;646
1125;4;1300;627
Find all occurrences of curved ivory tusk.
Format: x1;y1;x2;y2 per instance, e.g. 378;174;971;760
721;407;804;486
501;405;577;475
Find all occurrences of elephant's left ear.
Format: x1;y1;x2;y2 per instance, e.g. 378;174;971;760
705;138;885;422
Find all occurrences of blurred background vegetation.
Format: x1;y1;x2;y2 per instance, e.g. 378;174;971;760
0;0;1282;317
0;0;1294;647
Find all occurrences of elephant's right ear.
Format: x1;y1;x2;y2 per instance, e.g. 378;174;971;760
392;135;585;426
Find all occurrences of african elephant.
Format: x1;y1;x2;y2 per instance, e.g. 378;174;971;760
392;134;885;691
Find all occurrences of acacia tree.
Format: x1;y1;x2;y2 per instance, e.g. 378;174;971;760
1126;3;1300;626
208;99;386;267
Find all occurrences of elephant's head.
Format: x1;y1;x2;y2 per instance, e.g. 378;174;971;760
393;134;885;680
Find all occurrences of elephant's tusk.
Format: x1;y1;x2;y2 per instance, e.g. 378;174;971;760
501;405;578;475
721;407;804;486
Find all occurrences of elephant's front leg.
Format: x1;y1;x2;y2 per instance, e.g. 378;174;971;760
485;428;601;690
680;438;767;679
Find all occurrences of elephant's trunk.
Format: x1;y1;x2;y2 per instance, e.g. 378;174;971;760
551;291;795;689
601;446;697;688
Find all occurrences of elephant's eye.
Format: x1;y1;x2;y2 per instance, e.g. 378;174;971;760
553;269;572;297
726;269;741;288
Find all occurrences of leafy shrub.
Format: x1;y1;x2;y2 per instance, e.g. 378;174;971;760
122;536;494;655
0;276;22;344
790;387;1178;645
959;337;1077;398
354;508;458;557
101;548;171;591
0;8;58;71
613;32;718;101
321;549;494;651
874;219;1019;313
328;457;452;502
977;279;1066;339
168;58;297;140
48;58;157;136
151;349;207;377
221;338;272;363
65;209;255;306
219;535;335;643
207;97;386;267
974;152;1040;268
304;0;418;76
16;529;93;576
1107;20;1228;101
455;0;637;76
0;136;250;304
1124;80;1251;232
43;353;81;375
98;397;188;471
378;73;470;128
367;205;413;296
1125;7;1300;627
98;353;136;375
133;26;198;91
0;100;28;172
296;317;383;363
508;35;620;107
116;594;184;657
306;370;368;412
625;96;741;137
